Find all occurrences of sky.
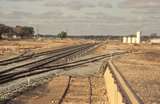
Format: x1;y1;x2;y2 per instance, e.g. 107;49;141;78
0;0;160;35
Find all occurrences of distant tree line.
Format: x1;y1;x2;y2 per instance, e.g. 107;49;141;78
37;34;121;40
39;34;160;42
57;31;67;39
0;24;34;39
67;35;121;40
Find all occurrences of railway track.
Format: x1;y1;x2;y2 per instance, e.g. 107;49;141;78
1;43;128;103
0;43;95;75
0;44;88;66
58;76;92;104
0;43;100;84
0;51;127;84
7;75;108;104
49;76;108;104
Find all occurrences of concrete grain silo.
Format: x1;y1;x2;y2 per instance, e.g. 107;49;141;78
132;37;136;43
136;31;141;44
128;37;131;43
123;37;127;43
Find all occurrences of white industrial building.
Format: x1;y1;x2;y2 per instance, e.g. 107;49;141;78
150;38;160;44
123;31;141;44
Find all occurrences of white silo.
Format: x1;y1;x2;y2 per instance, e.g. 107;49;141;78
136;31;141;44
131;37;136;43
128;37;131;43
123;37;127;43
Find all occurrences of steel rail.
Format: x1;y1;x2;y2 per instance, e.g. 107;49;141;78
0;51;126;78
0;44;95;79
0;52;26;63
57;76;72;104
0;44;87;65
88;77;92;104
0;43;94;75
58;77;91;104
0;46;95;83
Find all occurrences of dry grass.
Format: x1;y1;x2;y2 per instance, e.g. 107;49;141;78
0;38;90;57
95;41;160;104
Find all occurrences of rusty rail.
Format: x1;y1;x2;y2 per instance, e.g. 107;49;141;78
88;77;92;104
58;76;72;104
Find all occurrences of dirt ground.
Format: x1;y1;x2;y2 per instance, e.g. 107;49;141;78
0;38;92;58
8;76;70;104
97;42;160;104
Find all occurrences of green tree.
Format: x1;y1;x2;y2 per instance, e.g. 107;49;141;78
150;33;157;38
14;26;35;38
57;31;67;39
0;24;13;39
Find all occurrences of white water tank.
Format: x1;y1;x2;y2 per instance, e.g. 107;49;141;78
123;37;127;43
128;37;131;43
136;31;141;44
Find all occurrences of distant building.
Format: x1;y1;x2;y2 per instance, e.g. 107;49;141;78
123;37;127;43
132;37;136;43
1;33;21;39
150;38;160;44
127;37;132;43
122;31;141;44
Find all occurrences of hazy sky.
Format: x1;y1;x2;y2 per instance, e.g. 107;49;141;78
0;0;160;35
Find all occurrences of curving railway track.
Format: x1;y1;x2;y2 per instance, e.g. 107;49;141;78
0;43;95;74
1;41;145;104
0;44;91;66
0;41;130;104
0;43;99;84
0;50;127;84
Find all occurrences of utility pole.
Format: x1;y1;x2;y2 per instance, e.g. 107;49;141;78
36;27;39;38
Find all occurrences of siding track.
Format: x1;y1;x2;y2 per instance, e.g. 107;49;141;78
58;76;92;104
